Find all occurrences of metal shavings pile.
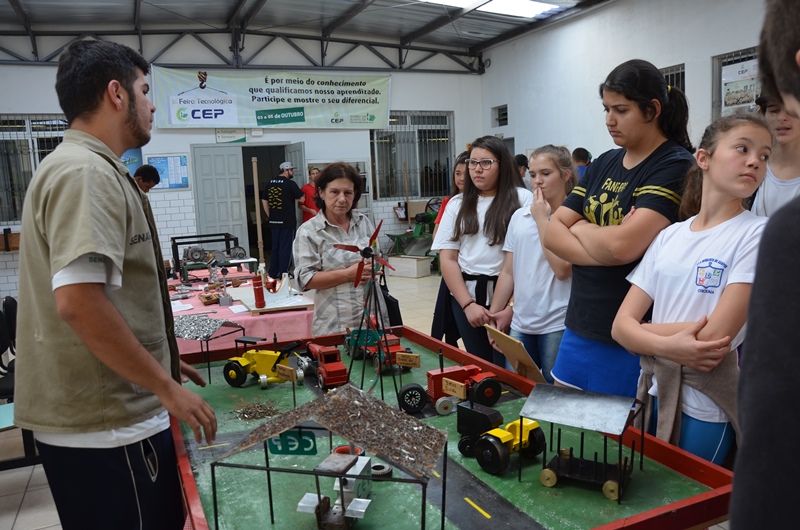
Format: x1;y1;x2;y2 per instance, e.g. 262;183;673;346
234;400;279;420
221;384;448;478
173;315;234;340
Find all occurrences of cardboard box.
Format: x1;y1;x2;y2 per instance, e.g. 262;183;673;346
387;256;431;278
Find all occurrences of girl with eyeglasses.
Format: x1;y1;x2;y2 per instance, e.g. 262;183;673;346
432;136;530;366
543;59;696;398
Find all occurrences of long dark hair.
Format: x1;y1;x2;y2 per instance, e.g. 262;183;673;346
679;111;772;219
600;59;694;153
452;136;522;246
314;162;363;215
449;151;469;198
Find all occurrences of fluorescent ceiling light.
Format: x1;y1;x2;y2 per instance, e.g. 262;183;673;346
418;0;557;18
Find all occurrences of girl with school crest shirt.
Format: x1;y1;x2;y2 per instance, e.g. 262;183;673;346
612;112;771;464
543;59;695;398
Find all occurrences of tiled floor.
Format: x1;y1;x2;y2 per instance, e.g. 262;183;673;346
0;273;729;529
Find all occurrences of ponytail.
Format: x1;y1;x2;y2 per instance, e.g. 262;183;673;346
660;85;694;152
600;59;694;153
679;164;703;220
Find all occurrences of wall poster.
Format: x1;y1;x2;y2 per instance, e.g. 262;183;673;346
145;154;191;190
721;59;759;115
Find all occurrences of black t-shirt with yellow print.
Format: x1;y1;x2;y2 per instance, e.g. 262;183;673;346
561;140;694;345
265;176;303;227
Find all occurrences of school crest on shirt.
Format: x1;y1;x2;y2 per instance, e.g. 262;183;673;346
695;258;727;293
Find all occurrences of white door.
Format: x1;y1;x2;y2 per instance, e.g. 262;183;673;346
286;141;306;225
193;146;250;252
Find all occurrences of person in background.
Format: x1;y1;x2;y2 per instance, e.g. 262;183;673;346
488;145;575;383
133;163;159;193
432;136;532;366
750;95;800;216
15;39;216;530
515;153;532;190
543;59;695;398
732;0;800;526
612;112;771;465
263;161;303;279
571;147;592;178
293;162;386;336
430;151;468;346
300;166;321;223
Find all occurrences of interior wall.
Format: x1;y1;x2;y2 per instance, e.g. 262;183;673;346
480;0;765;158
0;0;767;296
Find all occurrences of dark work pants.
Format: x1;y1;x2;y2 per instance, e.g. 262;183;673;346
36;427;185;530
269;225;295;278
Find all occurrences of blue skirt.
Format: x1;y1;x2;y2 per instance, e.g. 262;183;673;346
550;328;640;398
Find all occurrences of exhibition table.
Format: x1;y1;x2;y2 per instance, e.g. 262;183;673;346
172;327;732;530
174;294;313;364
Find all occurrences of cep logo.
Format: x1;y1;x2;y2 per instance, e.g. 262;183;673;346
331;111;344;124
176;107;189;121
191;109;224;119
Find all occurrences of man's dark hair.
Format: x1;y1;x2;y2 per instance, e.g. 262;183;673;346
134;164;160;185
56;40;150;124
572;147;592;164
759;0;800;103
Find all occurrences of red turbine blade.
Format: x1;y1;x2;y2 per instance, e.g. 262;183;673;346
369;220;383;246
353;260;365;287
374;255;395;271
334;244;360;253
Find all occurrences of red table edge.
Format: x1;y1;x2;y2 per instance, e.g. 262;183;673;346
172;417;210;530
172;325;733;530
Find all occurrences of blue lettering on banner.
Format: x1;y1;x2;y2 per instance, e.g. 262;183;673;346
191;109;225;119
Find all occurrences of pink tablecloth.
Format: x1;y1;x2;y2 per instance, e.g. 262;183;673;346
173;294;313;360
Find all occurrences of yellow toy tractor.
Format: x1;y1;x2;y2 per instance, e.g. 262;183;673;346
224;340;301;388
474;418;546;475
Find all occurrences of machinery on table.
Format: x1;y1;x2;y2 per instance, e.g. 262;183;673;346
455;401;546;475
297;343;350;391
171;233;255;282
223;335;302;389
519;384;645;502
297;452;374;529
386;198;440;258
334;221;416;400
345;328;413;376
397;351;501;415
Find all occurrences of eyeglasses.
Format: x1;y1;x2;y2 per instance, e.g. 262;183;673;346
466;158;498;170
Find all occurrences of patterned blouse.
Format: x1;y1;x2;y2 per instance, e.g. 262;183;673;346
293;210;387;336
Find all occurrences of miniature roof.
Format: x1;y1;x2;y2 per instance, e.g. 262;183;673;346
220;384;448;478
519;384;637;435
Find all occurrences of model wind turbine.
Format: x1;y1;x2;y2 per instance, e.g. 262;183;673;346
333;221;394;287
334;221;401;401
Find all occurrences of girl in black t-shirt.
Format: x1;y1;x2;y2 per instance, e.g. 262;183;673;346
543;59;695;398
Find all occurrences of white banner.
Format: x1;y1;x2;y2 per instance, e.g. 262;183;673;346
153;67;391;129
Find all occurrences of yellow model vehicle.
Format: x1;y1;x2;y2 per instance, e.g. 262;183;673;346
474;418;546;475
223;341;301;388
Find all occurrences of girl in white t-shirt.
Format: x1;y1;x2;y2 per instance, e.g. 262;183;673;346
489;145;575;382
611;112;773;464
432;136;532;365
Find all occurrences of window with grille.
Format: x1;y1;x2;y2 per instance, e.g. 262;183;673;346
712;47;758;119
370;111;455;200
0;114;67;223
660;64;685;93
493;105;508;127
